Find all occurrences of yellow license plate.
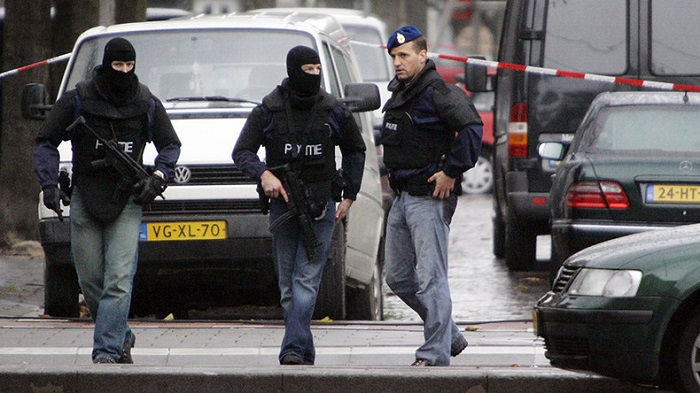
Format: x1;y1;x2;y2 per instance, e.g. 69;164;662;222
140;221;227;241
646;184;700;203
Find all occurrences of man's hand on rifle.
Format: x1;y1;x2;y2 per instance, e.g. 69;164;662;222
43;185;70;221
261;170;288;202
133;173;166;206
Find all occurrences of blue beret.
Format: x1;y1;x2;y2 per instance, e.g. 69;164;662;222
387;25;423;53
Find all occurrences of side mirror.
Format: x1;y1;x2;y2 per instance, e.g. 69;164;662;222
538;142;567;161
22;83;52;120
340;83;380;113
464;56;488;93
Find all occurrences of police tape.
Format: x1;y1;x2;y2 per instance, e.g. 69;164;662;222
0;52;71;80
350;40;700;93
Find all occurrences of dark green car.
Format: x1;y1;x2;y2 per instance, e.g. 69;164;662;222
535;223;700;392
540;91;700;279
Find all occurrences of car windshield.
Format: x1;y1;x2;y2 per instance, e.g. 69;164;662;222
343;24;391;83
64;30;315;107
584;105;700;153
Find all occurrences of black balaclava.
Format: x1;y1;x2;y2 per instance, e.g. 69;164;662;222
286;45;321;98
99;37;138;104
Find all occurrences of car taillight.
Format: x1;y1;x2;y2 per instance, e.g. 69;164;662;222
566;181;629;209
508;102;528;157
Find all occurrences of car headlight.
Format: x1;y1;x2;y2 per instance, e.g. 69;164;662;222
567;268;642;297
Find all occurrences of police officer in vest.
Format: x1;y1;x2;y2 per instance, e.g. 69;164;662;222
33;37;181;364
381;26;483;366
233;45;366;365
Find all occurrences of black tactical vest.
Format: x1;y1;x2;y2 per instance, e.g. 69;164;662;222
69;80;152;223
381;80;454;170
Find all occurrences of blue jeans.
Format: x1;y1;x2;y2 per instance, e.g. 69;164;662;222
384;192;461;366
70;186;141;362
270;198;336;365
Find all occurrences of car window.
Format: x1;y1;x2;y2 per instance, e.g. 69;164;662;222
65;30;314;105
650;0;700;75
543;0;627;74
585;105;700;153
343;24;391;83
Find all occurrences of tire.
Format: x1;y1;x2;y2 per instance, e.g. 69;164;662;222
492;198;506;259
675;311;700;393
43;255;80;318
346;260;383;321
462;155;493;194
504;213;537;271
313;220;346;321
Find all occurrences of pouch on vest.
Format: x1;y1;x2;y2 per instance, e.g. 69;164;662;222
76;176;131;224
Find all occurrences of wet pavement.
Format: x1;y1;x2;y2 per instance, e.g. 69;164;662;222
0;193;551;324
382;193;551;323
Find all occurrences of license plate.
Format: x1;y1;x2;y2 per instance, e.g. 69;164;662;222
139;221;227;241
646;184;700;204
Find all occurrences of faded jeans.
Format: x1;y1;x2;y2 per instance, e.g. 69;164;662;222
384;192;461;366
270;198;336;365
70;186;140;362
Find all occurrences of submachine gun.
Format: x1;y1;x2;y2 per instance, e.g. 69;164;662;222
260;164;323;261
66;116;166;201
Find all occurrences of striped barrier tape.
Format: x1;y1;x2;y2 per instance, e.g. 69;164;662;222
350;40;700;93
0;52;71;80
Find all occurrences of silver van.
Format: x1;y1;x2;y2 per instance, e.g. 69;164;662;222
24;13;386;320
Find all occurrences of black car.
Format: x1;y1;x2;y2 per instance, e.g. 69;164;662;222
540;91;700;278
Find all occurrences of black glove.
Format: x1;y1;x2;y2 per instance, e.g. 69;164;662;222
132;174;166;206
43;185;70;221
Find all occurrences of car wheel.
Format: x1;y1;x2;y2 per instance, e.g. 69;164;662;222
43;250;80;318
313;220;346;321
505;213;537;271
462;155;493;194
346;260;383;321
675;311;700;392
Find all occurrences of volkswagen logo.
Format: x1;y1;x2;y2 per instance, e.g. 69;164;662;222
679;161;693;173
173;166;192;184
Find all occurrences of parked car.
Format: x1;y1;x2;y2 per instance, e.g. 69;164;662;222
23;12;386;321
465;0;700;271
535;222;700;392
540;91;700;280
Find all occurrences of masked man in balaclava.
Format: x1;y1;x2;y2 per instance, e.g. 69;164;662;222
233;45;366;365
33;37;181;364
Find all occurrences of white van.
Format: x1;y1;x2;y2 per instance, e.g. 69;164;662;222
24;13;386;321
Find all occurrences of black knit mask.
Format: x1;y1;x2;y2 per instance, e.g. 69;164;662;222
99;37;138;103
286;46;321;97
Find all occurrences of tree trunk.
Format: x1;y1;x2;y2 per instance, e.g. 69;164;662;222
50;1;100;98
0;0;52;244
114;0;148;24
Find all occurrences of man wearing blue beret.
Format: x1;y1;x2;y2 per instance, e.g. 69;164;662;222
381;25;483;366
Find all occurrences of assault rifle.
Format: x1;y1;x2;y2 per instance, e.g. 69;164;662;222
66;116;166;201
267;164;322;261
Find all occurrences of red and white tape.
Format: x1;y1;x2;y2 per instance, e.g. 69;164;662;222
351;40;700;93
0;52;71;80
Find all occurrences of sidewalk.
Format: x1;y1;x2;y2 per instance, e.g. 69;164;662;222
0;318;667;393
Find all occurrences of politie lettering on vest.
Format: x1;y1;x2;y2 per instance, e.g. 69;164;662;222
95;140;134;154
283;143;323;157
